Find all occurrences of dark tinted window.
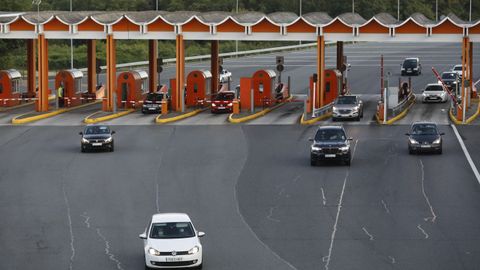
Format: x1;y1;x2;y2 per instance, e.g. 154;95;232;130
335;96;356;104
85;126;110;135
215;92;234;101
403;59;417;68
411;124;438;135
146;93;165;102
149;222;195;239
442;73;457;80
425;85;443;91
315;129;346;141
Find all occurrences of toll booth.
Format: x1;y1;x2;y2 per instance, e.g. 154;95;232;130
252;69;276;107
0;69;23;107
55;69;86;107
186;70;212;107
116;70;148;108
309;69;342;106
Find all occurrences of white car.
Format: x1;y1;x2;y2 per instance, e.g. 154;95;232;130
422;83;448;103
140;213;205;269
219;69;232;83
451;64;463;78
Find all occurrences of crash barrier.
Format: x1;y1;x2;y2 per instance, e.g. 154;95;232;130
390;92;415;118
116;70;149;109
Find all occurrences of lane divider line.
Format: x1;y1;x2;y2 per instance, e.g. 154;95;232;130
451;124;480;184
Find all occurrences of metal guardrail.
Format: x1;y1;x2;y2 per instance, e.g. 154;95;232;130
389;93;415;117
313;102;334;118
80;41;335;72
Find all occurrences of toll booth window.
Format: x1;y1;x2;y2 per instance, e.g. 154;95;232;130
0;83;3;94
194;84;198;93
76;79;82;93
11;80;19;93
141;81;146;93
259;83;264;93
326;82;331;92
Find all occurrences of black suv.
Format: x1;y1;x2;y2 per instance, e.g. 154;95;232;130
401;58;422;76
79;125;115;152
310;126;352;166
142;92;169;114
406;122;444;154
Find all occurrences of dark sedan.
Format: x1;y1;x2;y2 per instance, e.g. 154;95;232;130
79;125;115;152
142;92;169;114
406;122;444;154
310;126;352;166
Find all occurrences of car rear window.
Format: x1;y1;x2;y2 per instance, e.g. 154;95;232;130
149;222;195;239
146;93;165;102
403;59;417;68
215;93;234;101
315;129;346;141
442;73;456;80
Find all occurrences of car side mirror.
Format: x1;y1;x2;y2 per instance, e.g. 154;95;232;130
79;132;83;135
139;233;147;239
347;137;353;141
405;133;410;136
198;231;205;237
440;132;445;136
111;131;116;134
308;138;313;142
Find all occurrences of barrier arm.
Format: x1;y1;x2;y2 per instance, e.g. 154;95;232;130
432;67;462;111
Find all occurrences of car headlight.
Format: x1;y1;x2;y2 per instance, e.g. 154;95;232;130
401;68;405;71
339;146;350;152
352;106;359;112
311;146;322;151
105;137;112;143
212;103;216;107
148;247;160;256
188;246;199;254
227;103;233;106
413;67;418;70
433;138;441;144
409;138;419;144
81;138;89;143
333;107;338;112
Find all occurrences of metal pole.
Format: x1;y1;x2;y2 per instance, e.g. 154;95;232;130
299;0;302;45
352;0;355;14
312;81;316;118
70;0;73;70
156;0;159;10
435;0;438;21
397;0;400;21
250;88;254;113
383;87;387;124
235;0;239;57
470;0;472;22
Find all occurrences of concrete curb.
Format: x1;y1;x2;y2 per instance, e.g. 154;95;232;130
228;96;293;124
300;112;332;125
84;108;136;124
376;95;416;125
12;101;100;124
155;108;207;124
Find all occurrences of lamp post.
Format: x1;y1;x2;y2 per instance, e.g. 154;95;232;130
435;0;438;21
397;0;400;21
352;0;355;14
235;0;239;57
70;0;73;70
156;0;159;11
470;0;472;22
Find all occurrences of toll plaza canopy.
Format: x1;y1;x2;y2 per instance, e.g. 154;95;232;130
0;11;480;42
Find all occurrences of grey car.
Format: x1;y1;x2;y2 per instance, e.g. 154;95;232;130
332;95;364;121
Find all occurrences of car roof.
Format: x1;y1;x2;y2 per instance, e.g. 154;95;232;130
404;57;419;61
411;121;437;126
152;213;191;223
85;124;109;127
317;125;344;130
338;95;356;98
425;83;442;87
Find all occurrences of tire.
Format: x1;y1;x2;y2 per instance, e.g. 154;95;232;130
310;158;316;166
437;148;442;155
332;117;337;122
409;148;415;155
110;142;114;152
360;110;364;118
144;264;151;270
356;115;360;121
81;147;85;153
197;263;203;270
345;158;351;166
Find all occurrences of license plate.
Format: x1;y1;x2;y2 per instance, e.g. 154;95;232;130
148;107;156;110
421;145;431;148
218;106;225;109
166;257;183;262
92;143;102;146
325;154;336;158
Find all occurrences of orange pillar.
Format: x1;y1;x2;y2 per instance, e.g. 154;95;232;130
27;39;36;96
469;42;473;94
36;34;49;112
87;40;96;94
175;34;185;112
211;40;219;94
105;34;116;111
317;35;325;108
149;40;158;93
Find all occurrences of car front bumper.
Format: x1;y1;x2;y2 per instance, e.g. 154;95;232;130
422;95;447;102
145;252;202;269
81;141;113;150
311;151;350;161
142;105;161;113
409;143;441;152
333;111;359;119
211;105;233;113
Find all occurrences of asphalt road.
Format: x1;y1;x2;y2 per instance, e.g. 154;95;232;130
1;42;480;270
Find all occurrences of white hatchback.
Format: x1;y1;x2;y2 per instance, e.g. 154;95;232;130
422;83;448;103
140;213;205;269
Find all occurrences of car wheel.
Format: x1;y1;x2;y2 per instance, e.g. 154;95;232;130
144;264;151;270
437;148;442;155
81;147;85;153
356;115;360;121
409;148;415;155
197;263;203;270
345;158;351;166
110;143;114;152
310;159;316;166
332;117;337;122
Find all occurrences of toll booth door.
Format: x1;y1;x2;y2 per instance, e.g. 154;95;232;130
121;83;128;108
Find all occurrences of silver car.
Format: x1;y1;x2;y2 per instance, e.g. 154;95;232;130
332;95;364;121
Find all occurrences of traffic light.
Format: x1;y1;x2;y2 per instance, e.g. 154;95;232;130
157;57;163;68
313;73;318;82
276;56;284;72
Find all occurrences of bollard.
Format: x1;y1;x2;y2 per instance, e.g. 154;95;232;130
161;99;168;115
233;99;240;114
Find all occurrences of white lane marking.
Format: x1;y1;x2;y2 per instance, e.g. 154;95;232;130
419;160;437;223
417;224;429;239
321;187;327;206
155;182;160;213
96;228;125;270
388;256;396;264
324;139;358;270
362;227;374;241
381;200;391;214
62;183;75;270
80;212;91;228
267;207;280;223
451;124;480;184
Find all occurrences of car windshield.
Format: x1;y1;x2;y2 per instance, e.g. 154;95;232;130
85;126;110;135
411;124;438;135
425;85;443;91
215;93;234;101
403;59;417;68
315;129;346;141
149;222;195;239
442;73;456;80
335;96;356;105
146;93;165;102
